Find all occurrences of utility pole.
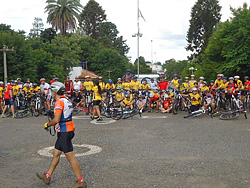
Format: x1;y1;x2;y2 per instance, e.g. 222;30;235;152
107;70;112;77
0;45;14;85
85;61;88;76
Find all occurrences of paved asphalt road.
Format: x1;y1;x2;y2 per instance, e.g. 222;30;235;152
0;111;250;188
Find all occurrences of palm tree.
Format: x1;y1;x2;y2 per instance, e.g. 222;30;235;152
45;0;83;37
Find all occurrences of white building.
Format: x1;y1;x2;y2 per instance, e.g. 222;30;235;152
151;63;163;74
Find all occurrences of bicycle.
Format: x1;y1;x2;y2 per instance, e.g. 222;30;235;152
15;95;35;118
219;109;247;120
184;105;213;119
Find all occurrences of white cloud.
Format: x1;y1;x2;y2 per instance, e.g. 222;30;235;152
0;0;248;63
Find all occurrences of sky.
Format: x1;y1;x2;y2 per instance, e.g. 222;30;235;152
0;0;248;64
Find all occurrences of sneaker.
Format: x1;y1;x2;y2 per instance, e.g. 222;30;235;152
90;116;94;120
97;117;103;121
1;115;6;118
70;180;87;188
36;173;51;185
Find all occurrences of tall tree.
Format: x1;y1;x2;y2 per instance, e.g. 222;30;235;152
79;0;107;39
29;17;44;38
45;0;83;37
132;57;152;74
186;0;221;61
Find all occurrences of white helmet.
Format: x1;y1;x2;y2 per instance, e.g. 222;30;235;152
51;82;66;95
164;94;169;99
0;81;3;84
199;77;204;80
149;92;154;98
191;75;195;77
229;77;234;80
234;75;240;79
192;87;198;91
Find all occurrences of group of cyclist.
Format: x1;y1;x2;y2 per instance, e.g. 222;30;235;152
1;69;250;118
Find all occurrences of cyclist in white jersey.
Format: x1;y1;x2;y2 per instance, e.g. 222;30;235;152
40;78;52;110
149;78;157;88
73;77;81;91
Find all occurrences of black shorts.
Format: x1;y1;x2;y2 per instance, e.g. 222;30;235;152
4;98;14;106
55;131;75;153
191;104;200;112
93;100;101;105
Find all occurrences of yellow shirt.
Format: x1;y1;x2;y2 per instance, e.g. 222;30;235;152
13;85;20;96
123;97;133;105
23;87;34;98
220;82;229;89
176;84;185;91
237;80;244;90
200;86;209;92
92;86;102;100
105;83;115;90
99;82;105;90
189;80;197;89
189;93;201;105
215;79;223;87
83;81;93;91
171;79;179;87
34;86;41;93
168;93;174;100
0;86;3;98
122;82;131;90
140;84;150;90
113;91;124;102
131;80;140;90
183;82;190;90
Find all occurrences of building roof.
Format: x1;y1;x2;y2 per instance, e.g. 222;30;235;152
79;69;99;79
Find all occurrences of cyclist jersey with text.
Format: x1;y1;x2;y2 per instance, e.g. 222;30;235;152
162;99;171;109
83;81;93;91
113;91;124;102
131;80;140;90
13;85;20;96
189;80;197;89
189;93;201;106
220;82;229;89
237;80;244;90
140;84;150;90
105;83;115;90
183;82;190;90
23;87;34;98
244;81;250;91
0;86;4;98
227;83;238;95
215;79;223;87
34;86;41;93
171;79;179;88
158;81;168;90
99;82;106;90
54;96;75;132
122;82;131;90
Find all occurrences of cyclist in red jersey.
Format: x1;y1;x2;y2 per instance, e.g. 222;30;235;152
209;80;217;96
244;76;250;91
64;76;73;97
36;82;87;188
1;80;15;118
225;77;238;109
50;75;56;85
158;76;168;91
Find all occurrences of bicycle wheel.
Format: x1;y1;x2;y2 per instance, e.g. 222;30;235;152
72;107;81;116
172;99;180;115
5;111;13;117
110;103;123;120
34;102;41;117
88;102;94;116
219;111;240;120
184;110;203;118
15;110;30;118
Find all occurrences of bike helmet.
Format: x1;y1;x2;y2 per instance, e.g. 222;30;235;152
164;94;169;99
0;81;3;84
66;76;70;79
173;74;178;77
194;82;198;85
210;80;214;83
99;76;102;79
55;77;58;80
203;81;207;85
192;87;198;91
40;78;46;82
51;82;66;95
244;76;249;80
10;80;15;83
117;86;121;90
205;90;210;93
125;94;130;98
108;79;113;83
191;75;195;77
139;95;145;99
27;78;30;81
152;87;158;90
178;79;182;83
149;92;154;98
199;77;204;80
33;83;38;87
229;77;234;80
222;77;227;80
52;75;56;78
17;78;21;81
234;75;240;79
133;76;138;79
127;69;131;72
166;89;170;92
185;77;189;80
118;78;121;80
217;74;223;77
161;90;166;93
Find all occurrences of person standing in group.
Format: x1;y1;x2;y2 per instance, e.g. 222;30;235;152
149;78;157;89
40;78;52;112
90;80;103;121
36;82;87;188
1;80;15;118
64;76;73;97
131;76;140;92
123;69;133;80
98;77;105;91
0;81;4;112
158;76;168;91
50;75;57;85
73;76;82;91
122;76;131;95
189;75;197;89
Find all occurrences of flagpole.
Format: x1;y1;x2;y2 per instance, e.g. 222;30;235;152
137;0;140;77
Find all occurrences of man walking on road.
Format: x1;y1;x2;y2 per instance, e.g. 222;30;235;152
36;82;87;188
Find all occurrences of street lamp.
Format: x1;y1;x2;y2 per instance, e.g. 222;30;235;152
189;67;197;75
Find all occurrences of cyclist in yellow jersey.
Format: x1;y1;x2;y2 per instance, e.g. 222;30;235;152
200;81;209;97
0;81;4;110
175;79;186;91
212;74;223;89
140;80;150;90
169;74;179;88
33;83;41;93
234;75;244;100
131;76;140;91
12;82;20;96
189;75;197;89
121;94;133;109
23;84;34;98
83;76;93;91
112;87;124;103
91;80;103;121
105;79;115;90
183;87;201;112
98;77;105;90
183;77;190;91
122;77;131;95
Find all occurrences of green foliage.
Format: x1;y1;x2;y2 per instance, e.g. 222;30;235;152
29;17;44;38
186;0;221;60
163;59;188;80
40;28;56;43
45;0;83;37
132;57;152;75
202;3;250;79
91;48;130;82
181;63;206;81
79;0;107;39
